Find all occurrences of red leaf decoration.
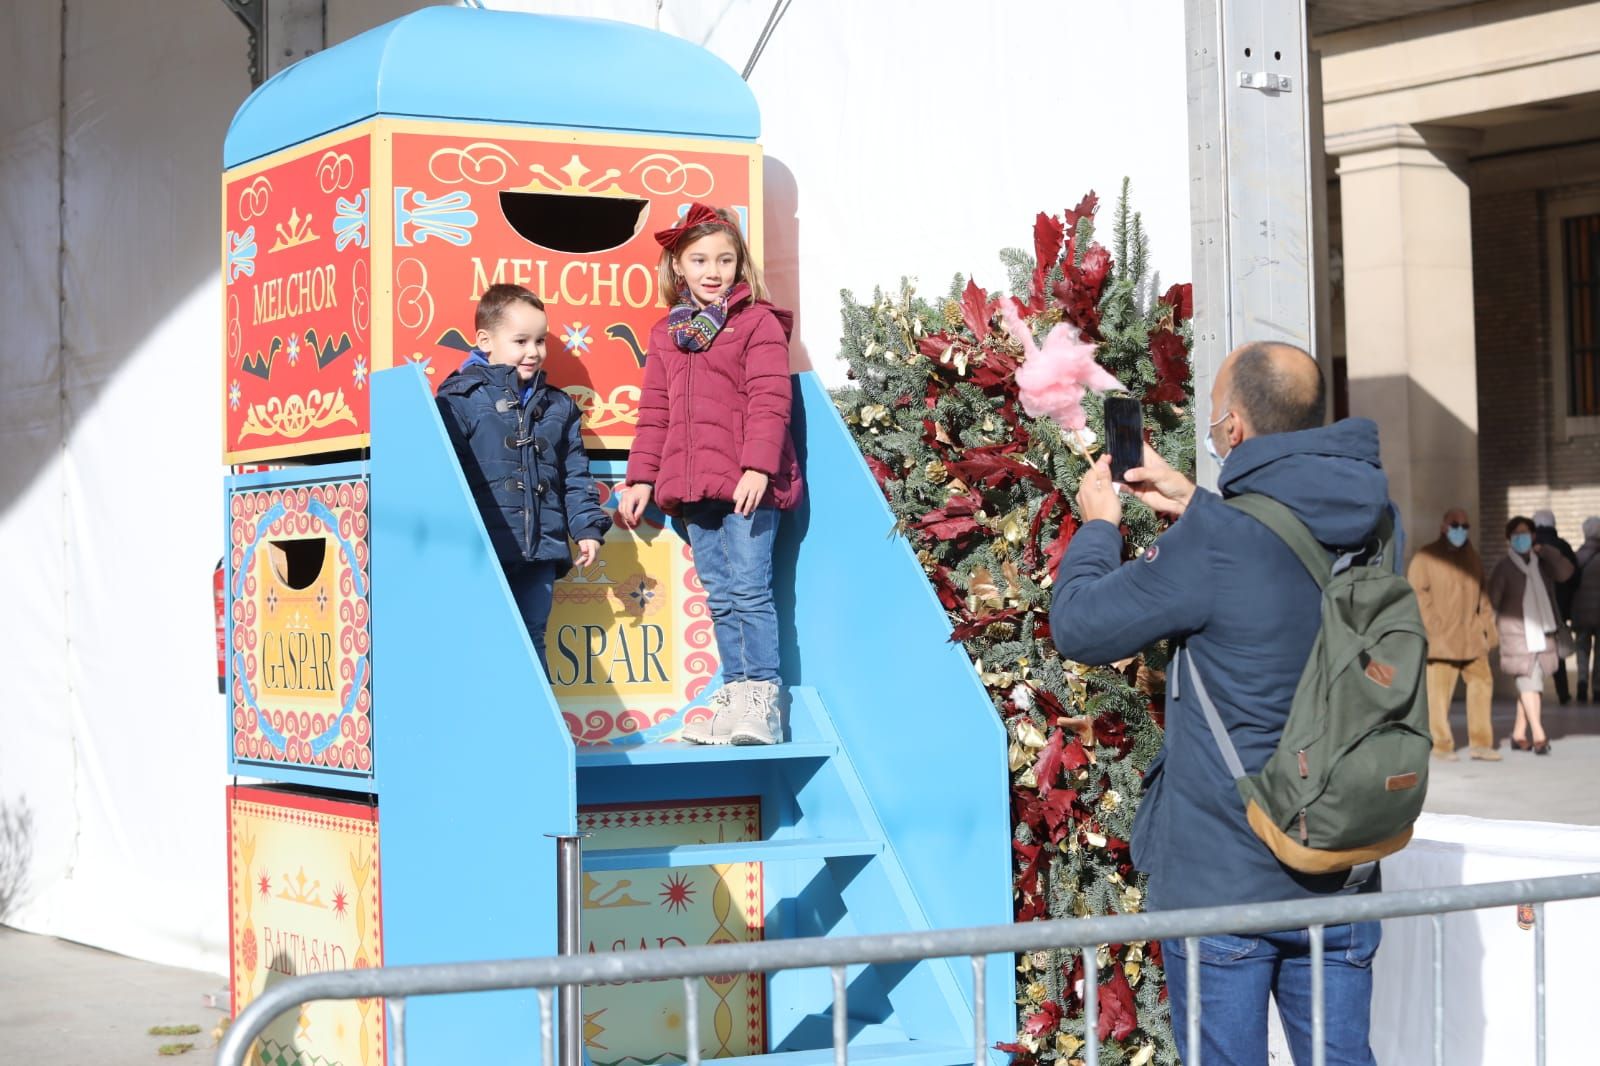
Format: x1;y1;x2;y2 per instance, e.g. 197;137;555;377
1045;510;1079;578
1146;328;1190;405
960;278;993;342
864;454;896;490
1097;963;1139;1043
1032;731;1066;798
918;333;954;359
1023;489;1063;570
966;347;1021;393
1023;1000;1062;1037
1160;282;1194;323
949;607;1024;641
1064;192;1098;236
1052;243;1112;339
946;453;1052;492
1041;788;1079;840
1029;212;1066;313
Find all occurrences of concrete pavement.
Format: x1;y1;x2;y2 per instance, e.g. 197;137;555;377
4;697;1597;1063
0;926;226;1064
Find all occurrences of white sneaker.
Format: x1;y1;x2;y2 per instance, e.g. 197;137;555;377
682;683;743;745
731;681;783;746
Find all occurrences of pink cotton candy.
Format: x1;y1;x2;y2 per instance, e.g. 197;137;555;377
998;301;1122;431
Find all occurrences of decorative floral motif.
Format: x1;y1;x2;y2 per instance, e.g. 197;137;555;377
236;390;357;442
316;150;355;194
352;355;368;390
226;227;257;282
285;334;300;367
560;322;593;356
629;153;716;198
428;141;518;185
568;383;641;431
229;379;242;410
333;189;371;250
393;187;477;246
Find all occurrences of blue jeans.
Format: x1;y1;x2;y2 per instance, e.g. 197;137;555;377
1164;921;1380;1066
508;560;560;677
680;504;780;683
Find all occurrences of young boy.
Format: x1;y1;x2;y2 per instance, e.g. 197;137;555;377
436;284;611;675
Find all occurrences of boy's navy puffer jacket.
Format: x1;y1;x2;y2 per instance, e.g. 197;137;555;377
435;353;611;574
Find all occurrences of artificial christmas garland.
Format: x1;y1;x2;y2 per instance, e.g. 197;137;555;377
834;183;1194;1066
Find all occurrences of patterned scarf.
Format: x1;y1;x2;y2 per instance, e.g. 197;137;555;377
666;283;746;352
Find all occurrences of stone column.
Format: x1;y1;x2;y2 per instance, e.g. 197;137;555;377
1328;123;1482;559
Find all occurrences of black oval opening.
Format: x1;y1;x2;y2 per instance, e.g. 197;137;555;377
268;538;327;590
499;192;650;254
1244;46;1252;57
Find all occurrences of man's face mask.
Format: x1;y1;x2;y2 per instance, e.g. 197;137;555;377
1206;409;1234;467
1510;532;1534;555
1446;524;1470;548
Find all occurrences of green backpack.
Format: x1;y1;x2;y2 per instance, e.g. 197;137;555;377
1179;494;1432;876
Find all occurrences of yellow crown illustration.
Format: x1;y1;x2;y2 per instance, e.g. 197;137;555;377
511;154;632;198
269;207;320;252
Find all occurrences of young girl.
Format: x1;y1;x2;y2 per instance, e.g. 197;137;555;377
615;204;803;745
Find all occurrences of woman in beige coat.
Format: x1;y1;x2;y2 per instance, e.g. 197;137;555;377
1488;515;1576;754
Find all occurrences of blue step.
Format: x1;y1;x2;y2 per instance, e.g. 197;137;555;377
575;738;836;768
712;1040;971;1066
582;838;882;872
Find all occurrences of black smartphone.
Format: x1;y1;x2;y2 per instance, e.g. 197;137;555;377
1104;395;1144;482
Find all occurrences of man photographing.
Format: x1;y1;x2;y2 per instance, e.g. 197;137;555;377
1051;342;1389;1066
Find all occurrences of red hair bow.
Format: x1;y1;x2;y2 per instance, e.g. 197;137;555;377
653;203;732;250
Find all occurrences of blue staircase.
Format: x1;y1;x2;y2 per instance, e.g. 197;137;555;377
371;365;1013;1065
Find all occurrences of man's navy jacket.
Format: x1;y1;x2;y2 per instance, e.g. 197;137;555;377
1051;419;1391;910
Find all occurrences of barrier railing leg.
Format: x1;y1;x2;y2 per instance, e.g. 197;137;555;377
555;833;584;1066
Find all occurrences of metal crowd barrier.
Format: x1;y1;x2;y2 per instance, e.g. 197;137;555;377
217;870;1600;1066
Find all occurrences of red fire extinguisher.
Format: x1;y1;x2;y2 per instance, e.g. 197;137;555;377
214;558;227;694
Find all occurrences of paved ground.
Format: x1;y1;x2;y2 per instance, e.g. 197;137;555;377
1425;695;1600;825
0;927;227;1064
4;697;1597;1063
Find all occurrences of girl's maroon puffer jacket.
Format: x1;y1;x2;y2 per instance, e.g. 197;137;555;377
625;285;803;515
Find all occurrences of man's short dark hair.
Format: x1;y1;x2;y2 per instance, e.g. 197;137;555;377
1229;342;1326;436
1506;515;1535;538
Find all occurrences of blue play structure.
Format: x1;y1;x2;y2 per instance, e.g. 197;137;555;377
221;7;1011;1064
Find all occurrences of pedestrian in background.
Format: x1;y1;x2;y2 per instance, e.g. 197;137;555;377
1533;509;1580;705
1489;516;1574;754
1573;516;1600;703
1408;508;1499;760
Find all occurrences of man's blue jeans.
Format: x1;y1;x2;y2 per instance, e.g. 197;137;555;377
1164;921;1380;1066
680;503;780;683
508;560;560;677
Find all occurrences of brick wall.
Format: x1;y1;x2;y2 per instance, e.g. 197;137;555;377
1471;170;1600;577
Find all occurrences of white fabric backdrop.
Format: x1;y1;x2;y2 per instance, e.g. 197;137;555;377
0;0;1189;976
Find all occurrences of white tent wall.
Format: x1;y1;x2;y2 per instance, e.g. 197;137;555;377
0;0;1189;976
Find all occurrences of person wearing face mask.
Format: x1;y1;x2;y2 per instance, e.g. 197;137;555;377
1052;341;1392;1066
1488;516;1575;754
1407;509;1499;760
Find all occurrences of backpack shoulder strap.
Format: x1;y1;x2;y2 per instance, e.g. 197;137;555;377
1175;645;1246;782
1224;494;1333;589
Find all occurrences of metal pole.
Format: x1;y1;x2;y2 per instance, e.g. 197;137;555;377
554;834;584;1066
1431;914;1444;1066
1534;902;1547;1066
1184;0;1318;487
1308;924;1326;1066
